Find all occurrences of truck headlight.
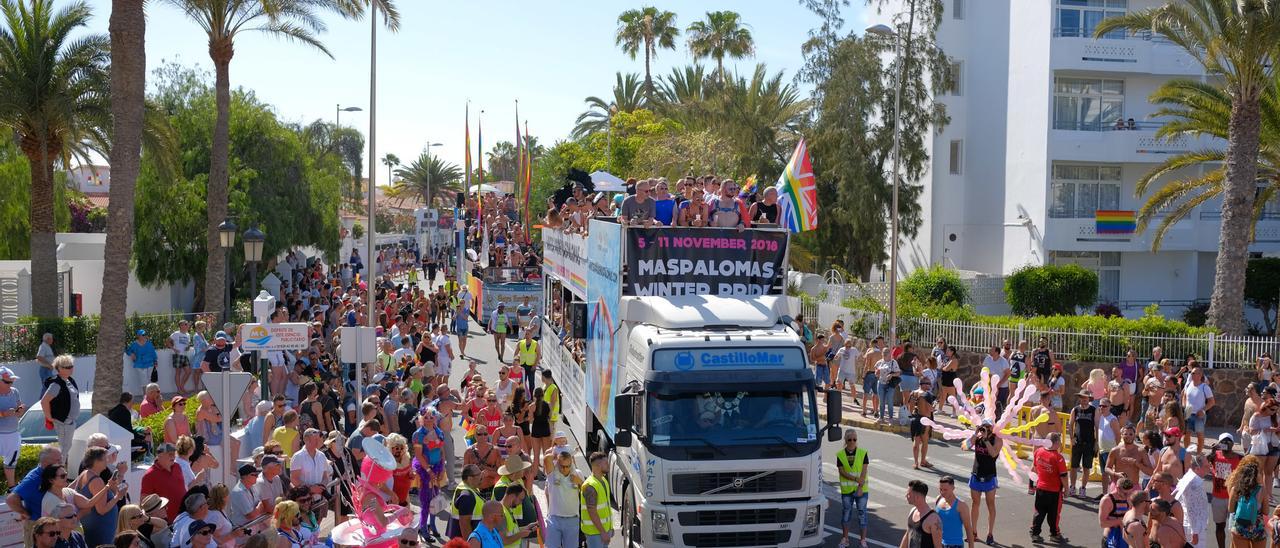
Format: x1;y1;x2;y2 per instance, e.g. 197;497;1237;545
803;505;820;536
652;510;670;541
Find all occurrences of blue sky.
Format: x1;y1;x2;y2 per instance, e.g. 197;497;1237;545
78;0;870;179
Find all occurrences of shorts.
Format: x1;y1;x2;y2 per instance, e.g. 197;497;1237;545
1212;497;1228;523
455;320;469;336
0;431;19;467
1231;516;1266;540
1070;444;1096;470
836;364;856;383
815;365;830;385
1187;413;1205;433
1111;403;1125;418
910;414;931;438
436;361;452;377
1268;445;1280;458
968;473;998;493
862;372;877;395
173;354;190;368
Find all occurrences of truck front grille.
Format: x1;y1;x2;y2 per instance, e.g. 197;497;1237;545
670;470;803;495
682;530;792;547
678;508;797;526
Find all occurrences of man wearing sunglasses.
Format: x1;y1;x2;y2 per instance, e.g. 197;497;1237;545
31;516;60;548
52;503;86;547
187;519;215;548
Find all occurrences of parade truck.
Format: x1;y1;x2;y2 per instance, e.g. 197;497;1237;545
540;218;842;548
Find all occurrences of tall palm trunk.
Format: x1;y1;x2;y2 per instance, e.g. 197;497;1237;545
1208;95;1263;334
643;38;653;98
95;0;146;414
23;135;57;319
204;41;233;322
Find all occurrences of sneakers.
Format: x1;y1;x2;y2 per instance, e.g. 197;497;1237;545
838;540;849;548
1050;533;1067;542
1029;531;1043;543
1026;484;1035;496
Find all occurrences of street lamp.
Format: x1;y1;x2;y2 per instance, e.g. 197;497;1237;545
425;141;443;206
242;226;265;297
336;104;362;127
867;22;905;346
218;218;237;324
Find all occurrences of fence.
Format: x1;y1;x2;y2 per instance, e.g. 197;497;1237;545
0;311;218;363
795;298;1280;369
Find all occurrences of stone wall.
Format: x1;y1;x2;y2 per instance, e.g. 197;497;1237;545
946;349;1251;429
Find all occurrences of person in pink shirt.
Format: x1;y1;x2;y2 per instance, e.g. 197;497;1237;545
138;383;163;419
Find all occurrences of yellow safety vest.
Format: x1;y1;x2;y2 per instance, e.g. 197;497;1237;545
544;383;560;425
491;476;523;521
579;475;612;536
836;447;868;495
450;484;485;523
502;504;520;548
518;340;538;366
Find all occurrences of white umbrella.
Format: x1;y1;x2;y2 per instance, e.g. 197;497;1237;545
589;171;627;192
472;183;502;195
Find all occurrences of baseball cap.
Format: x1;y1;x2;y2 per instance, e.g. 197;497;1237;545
238;463;260;477
0;366;20;381
188;519;214;536
1163;427;1182;438
214;331;228;341
135;329;147;336
1218;432;1235;445
261;455;282;467
155;442;177;454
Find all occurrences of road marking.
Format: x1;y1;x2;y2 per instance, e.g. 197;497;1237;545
823;525;900;548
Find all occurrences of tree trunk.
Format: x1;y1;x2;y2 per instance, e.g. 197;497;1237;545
205;45;233;323
1208;94;1262;335
25;143;57;319
95;0;146;414
644;39;654;99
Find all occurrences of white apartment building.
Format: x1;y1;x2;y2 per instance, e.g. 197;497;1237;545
902;0;1280;313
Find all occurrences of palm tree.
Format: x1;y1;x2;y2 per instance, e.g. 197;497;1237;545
382;152;399;184
1132;78;1280;248
656;64;712;128
714;64;809;177
572;72;646;139
163;0;357;319
0;0;110;318
616;6;679;98
685;10;754;82
393;151;462;207
1097;1;1280;334
486;141;517;181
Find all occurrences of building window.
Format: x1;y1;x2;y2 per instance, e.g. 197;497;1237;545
1050;251;1120;303
1053;76;1124;131
949;140;963;174
953;0;964;20
948;61;963;96
1056;0;1127;38
1049;164;1121;217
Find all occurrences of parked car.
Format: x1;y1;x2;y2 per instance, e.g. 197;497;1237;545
19;392;93;445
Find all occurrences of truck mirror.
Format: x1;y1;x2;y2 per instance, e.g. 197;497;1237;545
825;388;842;425
614;393;635;430
571;302;588;338
827;425;843;442
615;430;632;448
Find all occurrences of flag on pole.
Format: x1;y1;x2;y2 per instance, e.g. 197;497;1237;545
523;120;534;242
464;105;472;197
774;137;819;232
741;174;758;196
477;113;485;220
515;100;523;202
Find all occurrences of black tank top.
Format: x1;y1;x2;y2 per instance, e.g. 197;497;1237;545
972;443;997;478
1073;406;1097;446
754;202;778;223
907;509;936;548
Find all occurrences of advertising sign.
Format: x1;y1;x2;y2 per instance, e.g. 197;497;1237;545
651;347;805;372
541;228;588;298
238;323;310;351
585;220;622;435
477;282;542;337
542;325;588;442
624;227;788;297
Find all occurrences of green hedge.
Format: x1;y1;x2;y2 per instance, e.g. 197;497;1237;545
0;306;252;363
136;400;200;443
899;265;968;306
1005;264;1098;316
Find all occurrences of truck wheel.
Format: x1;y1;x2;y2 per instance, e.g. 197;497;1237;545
621;487;641;547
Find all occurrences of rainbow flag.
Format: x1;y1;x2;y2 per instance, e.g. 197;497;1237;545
523;121;533;243
461;417;477;446
464;105;472;207
774;138;818;232
1095;210;1136;234
740;174;758;196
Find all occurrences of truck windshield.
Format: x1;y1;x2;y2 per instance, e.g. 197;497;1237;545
646;387;817;448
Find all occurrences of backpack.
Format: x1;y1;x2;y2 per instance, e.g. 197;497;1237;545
1236;486;1261;522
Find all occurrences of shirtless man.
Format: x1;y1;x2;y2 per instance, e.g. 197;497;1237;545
1154;427;1187;480
1148;499;1190;547
1121;491;1150;548
908;379;936;469
861;336;886;416
1140;363;1167;430
810;335;831;389
432;384;461;485
1149;471;1184;526
1104;425;1151;486
1107;367;1132;423
1028;393;1062;495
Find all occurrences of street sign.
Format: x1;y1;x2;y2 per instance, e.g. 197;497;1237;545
339;326;377;364
238;322;309;351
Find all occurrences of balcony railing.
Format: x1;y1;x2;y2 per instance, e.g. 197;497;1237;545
1053;119;1164;131
1053;27;1169;43
1048;208;1122;219
1199;210;1280;220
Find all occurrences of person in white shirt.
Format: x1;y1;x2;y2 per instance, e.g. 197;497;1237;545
1174;453;1211;548
392;336;414;366
433;325;454;379
290;428;331;495
170;321;193;393
1181;366;1215;455
541;449;583;548
981;346;1012;415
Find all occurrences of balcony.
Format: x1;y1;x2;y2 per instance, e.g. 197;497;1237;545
1050;29;1202;76
1043;210;1280;253
1049;121;1201;163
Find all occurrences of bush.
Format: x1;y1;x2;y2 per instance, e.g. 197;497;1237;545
899;266;968;306
1004;264;1098;316
1;312;203;362
1182;302;1209;327
1095;302;1122;318
135;400;198;443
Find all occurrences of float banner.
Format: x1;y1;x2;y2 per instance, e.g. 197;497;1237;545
542;228;588;298
625;227;787;296
586;220;623;435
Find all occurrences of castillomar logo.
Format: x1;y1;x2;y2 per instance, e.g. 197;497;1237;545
246;326;272;346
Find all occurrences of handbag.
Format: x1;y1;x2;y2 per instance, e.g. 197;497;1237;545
149;367;158;383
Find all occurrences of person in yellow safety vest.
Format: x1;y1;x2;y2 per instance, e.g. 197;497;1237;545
516;329;540;395
580;451;612;547
497;483;537;548
449;465;487;539
491;454;533;523
836;430;870;548
542;369;560;426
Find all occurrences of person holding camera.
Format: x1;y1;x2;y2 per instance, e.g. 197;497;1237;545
968;420;1002;545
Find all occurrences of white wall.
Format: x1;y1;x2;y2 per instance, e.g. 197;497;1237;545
1001;0;1054;274
4;350;191;407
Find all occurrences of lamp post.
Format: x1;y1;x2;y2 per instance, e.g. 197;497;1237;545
867;22;905;345
241;226;266;402
218;219;237;324
336;104;362;127
424;141;443;252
